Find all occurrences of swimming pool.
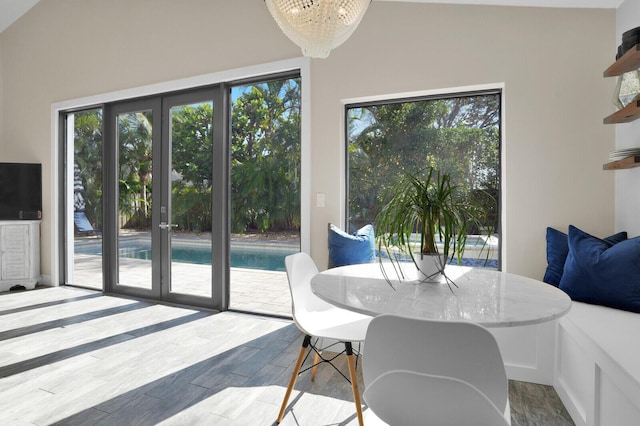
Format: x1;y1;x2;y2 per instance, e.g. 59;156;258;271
76;240;297;272
76;238;497;272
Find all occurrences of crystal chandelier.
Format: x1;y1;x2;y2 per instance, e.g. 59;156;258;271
265;0;371;59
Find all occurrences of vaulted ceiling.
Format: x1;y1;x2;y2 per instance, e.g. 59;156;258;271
0;0;623;34
0;0;39;34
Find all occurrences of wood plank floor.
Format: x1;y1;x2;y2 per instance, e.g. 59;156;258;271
0;286;574;425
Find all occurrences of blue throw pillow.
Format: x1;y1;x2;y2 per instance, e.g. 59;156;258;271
543;226;627;286
559;225;640;313
328;223;375;268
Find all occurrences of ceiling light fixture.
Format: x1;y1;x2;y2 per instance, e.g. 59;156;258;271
265;0;371;59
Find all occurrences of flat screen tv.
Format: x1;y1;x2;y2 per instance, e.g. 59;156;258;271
0;163;42;220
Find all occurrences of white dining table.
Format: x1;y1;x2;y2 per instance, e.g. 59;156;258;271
311;263;572;328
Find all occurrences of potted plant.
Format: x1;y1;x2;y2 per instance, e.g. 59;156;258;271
375;166;489;284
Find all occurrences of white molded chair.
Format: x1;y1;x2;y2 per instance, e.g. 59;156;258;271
363;370;510;425
276;252;372;425
363;313;511;425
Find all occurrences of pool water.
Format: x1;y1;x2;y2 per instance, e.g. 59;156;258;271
77;240;497;272
76;241;297;272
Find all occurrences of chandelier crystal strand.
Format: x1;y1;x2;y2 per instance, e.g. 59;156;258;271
265;0;371;58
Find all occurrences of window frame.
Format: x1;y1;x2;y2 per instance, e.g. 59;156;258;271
343;85;504;270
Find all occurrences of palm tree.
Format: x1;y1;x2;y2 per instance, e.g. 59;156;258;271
117;111;153;228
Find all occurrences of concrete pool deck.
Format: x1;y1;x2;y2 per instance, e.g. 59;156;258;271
71;254;293;317
71;232;297;317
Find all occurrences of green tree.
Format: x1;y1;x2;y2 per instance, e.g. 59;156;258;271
347;94;500;233
72;77;303;236
171;103;214;189
74;109;155;230
74;109;103;229
231;79;301;233
117;111;153;228
170;103;214;232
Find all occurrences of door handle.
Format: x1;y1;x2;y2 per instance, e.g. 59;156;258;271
159;222;178;230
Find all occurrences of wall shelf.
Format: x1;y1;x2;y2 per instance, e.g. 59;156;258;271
603;43;640;125
603;99;640;124
604;44;640;77
602;155;640;170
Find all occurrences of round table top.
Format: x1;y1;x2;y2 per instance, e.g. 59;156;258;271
311;263;572;328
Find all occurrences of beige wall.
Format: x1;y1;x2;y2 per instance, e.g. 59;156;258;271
311;3;616;277
615;0;640;237
0;0;615;282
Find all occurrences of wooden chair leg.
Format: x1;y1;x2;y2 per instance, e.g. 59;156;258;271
277;335;311;424
345;342;364;426
311;351;321;381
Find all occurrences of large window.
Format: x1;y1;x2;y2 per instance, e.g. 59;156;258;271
346;90;501;268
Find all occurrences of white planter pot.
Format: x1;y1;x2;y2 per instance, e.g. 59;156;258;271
414;253;445;280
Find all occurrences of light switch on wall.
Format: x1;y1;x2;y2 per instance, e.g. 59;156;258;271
316;193;325;208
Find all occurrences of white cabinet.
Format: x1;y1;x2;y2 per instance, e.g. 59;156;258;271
0;221;40;292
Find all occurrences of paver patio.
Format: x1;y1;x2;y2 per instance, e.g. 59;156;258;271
71;239;293;317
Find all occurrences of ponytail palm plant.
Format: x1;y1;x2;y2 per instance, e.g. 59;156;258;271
376;167;488;282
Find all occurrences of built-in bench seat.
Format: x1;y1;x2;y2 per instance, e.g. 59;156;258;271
555;301;640;426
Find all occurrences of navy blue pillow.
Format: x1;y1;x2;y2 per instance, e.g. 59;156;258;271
543;227;627;286
559;225;640;313
328;223;375;268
